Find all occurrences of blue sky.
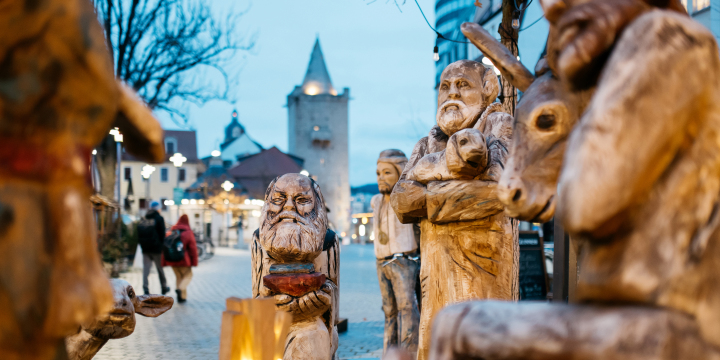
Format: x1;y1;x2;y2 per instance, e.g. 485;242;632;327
157;0;438;187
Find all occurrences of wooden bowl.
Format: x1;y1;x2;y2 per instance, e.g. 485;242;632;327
263;272;326;297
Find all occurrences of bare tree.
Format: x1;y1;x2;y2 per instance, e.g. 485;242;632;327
92;0;254;200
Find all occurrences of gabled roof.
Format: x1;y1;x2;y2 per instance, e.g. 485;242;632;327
122;129;198;162
300;38;336;96
228;147;304;199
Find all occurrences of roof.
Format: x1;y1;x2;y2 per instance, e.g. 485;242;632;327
184;163;243;199
228;147;304;199
300;38;336;96
122;129;199;163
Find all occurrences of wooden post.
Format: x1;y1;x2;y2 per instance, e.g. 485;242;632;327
552;221;569;303
219;297;292;360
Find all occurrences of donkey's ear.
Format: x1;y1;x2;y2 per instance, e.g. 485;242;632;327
461;22;535;92
134;294;174;317
539;0;567;23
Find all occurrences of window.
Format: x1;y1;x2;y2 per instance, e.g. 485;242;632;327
160;167;168;182
165;137;177;155
695;0;709;11
178;168;186;182
160;197;168;211
124;167;131;181
139;198;147;210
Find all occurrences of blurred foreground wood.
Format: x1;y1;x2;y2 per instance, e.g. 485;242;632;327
219;297;292;360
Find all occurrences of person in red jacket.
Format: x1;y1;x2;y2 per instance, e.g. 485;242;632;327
162;214;198;303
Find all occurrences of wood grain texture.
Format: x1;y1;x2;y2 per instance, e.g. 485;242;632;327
263;273;326;298
0;1;165;359
390;60;518;360
430;301;720;360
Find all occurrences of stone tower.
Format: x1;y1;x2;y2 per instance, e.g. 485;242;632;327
288;39;350;237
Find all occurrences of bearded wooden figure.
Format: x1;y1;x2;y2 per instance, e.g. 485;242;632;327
390;59;517;360
373;149;420;358
427;1;720;359
251;174;340;360
0;1;164;359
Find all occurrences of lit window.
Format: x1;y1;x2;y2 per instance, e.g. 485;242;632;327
695;0;709;11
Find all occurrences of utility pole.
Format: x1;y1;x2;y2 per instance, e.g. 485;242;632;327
499;0;525;116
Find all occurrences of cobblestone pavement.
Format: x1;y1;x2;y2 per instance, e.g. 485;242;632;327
95;244;384;360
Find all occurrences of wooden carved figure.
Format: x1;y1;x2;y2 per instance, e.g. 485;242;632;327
65;279;174;360
0;1;164;359
390;59;517;360
251;174;340;360
427;1;720;360
373;149;420;358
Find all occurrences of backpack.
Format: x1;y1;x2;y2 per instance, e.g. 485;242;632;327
137;218;160;248
163;230;185;262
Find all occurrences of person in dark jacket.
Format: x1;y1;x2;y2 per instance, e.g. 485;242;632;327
162;214;198;303
142;201;170;295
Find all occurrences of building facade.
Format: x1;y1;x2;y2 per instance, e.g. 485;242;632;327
287;39;351;237
120;130;202;221
220;110;263;168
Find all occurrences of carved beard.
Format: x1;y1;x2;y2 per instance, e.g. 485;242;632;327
378;182;393;194
260;208;325;263
437;100;483;135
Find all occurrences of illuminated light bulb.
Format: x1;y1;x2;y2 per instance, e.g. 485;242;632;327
181;199;189;205
362;217;368;224
512;18;520;29
211;150;221;157
221;180;234;192
198;200;205;205
92;149;97;155
433;46;439;62
244;199;251;205
482;57;493;66
304;85;320;96
300;170;310;176
190;199;197;204
359;225;366;236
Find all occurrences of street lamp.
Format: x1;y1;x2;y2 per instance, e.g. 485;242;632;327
169;153;186;221
141;164;156;211
221;180;234;192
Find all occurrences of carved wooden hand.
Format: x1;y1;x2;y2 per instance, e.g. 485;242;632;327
274;282;333;321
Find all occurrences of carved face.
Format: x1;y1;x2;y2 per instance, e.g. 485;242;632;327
454;129;487;167
377;162;399;194
82;279;173;340
437;60;497;136
259;174;327;263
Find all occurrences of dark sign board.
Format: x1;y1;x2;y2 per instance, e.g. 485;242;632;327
519;231;548;301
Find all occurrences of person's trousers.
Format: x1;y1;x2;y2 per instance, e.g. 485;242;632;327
142;252;167;291
376;257;420;358
172;266;193;299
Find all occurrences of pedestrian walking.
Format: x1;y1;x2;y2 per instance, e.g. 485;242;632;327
162;214;198;303
137;201;170;295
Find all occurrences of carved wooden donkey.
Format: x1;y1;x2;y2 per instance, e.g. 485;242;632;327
0;0;164;359
251;174;340;360
428;1;720;360
65;279;174;360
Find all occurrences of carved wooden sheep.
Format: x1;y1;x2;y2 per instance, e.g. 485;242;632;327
65;279;174;360
406;103;511;184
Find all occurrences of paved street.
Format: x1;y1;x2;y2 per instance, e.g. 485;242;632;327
95;244;384;360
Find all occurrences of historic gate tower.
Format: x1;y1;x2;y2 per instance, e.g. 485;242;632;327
287;38;350;238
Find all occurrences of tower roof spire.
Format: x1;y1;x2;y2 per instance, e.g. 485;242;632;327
301;38;336;96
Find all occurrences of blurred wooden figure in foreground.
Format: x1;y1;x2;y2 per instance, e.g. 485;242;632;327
0;0;164;359
251;174;340;360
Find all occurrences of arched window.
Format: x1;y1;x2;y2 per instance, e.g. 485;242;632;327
165;137;177;155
